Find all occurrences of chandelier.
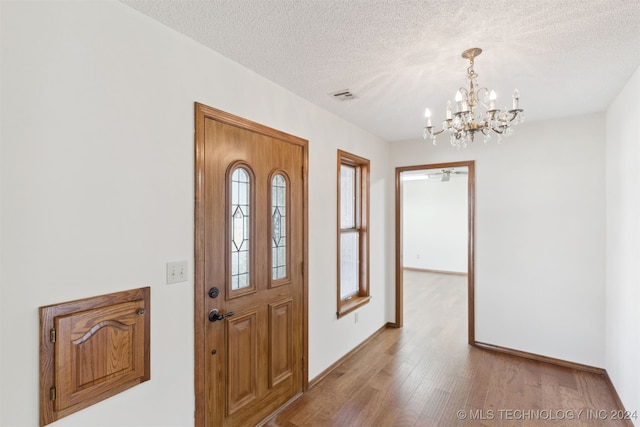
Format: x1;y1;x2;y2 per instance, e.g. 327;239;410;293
423;48;524;148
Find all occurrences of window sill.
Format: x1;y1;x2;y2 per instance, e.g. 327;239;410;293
337;295;371;319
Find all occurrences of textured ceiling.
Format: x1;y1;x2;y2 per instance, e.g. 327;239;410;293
120;0;640;142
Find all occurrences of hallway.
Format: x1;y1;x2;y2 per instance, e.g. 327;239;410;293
266;271;630;426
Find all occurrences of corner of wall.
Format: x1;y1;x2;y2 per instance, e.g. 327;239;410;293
605;64;640;420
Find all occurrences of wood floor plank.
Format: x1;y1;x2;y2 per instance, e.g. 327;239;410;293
264;271;631;427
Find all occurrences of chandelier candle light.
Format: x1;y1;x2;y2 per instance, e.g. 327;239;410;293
423;48;524;148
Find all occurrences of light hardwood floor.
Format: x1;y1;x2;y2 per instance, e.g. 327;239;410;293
265;271;632;426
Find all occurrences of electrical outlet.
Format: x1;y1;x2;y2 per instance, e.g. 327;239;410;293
167;261;188;284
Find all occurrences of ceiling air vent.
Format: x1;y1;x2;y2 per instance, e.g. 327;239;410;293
330;89;357;101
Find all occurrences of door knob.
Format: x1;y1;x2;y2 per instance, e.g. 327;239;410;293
208;309;235;323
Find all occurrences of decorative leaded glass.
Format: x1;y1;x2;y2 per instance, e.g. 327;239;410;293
271;174;287;280
231;168;250;290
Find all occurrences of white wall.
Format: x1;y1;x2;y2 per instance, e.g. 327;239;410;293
402;176;468;272
605;66;640;417
0;2;393;426
392;113;606;367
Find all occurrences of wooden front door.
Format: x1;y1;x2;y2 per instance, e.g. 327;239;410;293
195;103;308;426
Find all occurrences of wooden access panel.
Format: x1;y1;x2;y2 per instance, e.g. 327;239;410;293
39;287;150;426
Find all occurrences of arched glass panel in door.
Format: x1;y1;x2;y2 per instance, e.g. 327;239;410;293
230;167;251;290
271;173;287;281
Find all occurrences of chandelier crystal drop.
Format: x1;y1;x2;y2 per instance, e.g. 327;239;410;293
423;48;524;149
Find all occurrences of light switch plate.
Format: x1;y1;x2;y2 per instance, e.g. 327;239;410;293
167;261;188;284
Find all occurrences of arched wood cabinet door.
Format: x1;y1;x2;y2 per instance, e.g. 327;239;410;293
39;287;150;426
194;103;308;427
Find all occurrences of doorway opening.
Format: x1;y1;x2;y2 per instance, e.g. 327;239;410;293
394;161;475;345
